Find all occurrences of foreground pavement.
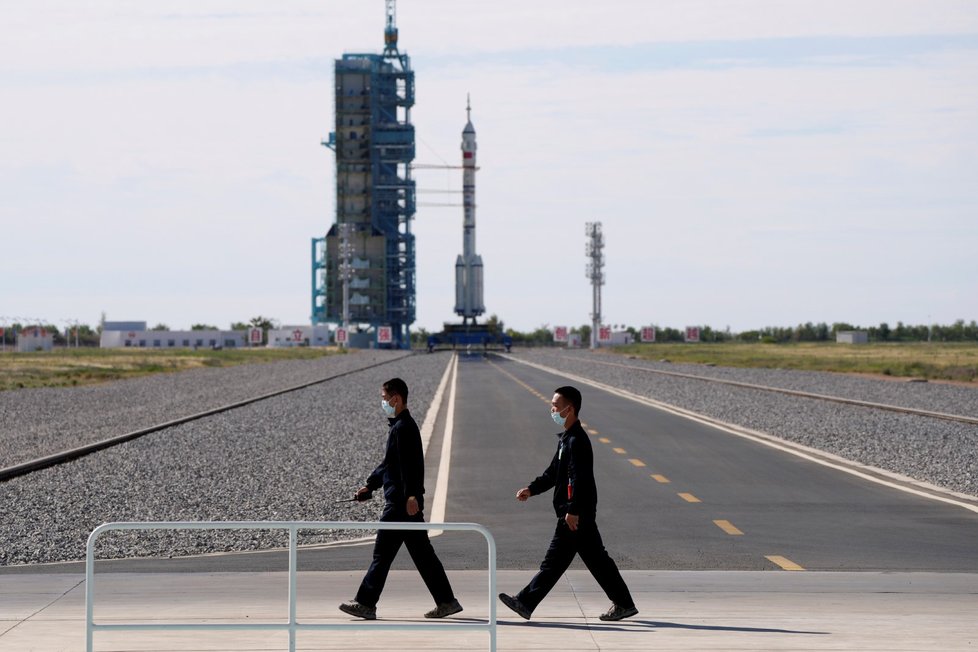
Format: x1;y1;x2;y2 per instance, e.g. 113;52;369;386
2;569;976;651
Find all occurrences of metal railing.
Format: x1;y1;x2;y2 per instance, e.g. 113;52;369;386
86;521;497;652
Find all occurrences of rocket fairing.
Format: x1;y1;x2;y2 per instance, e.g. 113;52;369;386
455;96;485;322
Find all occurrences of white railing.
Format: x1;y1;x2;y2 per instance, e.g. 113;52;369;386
86;521;496;652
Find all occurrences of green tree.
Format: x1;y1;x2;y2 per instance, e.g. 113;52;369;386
485;314;504;337
191;324;218;331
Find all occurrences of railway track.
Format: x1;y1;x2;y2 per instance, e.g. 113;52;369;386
0;355;408;483
519;354;978;426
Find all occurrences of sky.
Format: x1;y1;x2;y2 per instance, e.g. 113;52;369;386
2;1;977;334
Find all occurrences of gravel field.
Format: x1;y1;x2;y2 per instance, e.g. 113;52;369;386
0;352;451;566
514;350;978;497
0;350;409;468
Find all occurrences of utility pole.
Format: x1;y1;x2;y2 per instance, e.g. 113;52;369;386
585;222;604;350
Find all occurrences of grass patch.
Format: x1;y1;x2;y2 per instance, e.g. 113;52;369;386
0;347;347;392
607;342;978;383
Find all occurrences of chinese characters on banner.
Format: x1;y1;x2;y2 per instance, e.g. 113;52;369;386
248;328;263;346
597;325;612;343
641;326;655;343
335;328;348;345
553;326;568;343
377;326;393;345
685;326;700;343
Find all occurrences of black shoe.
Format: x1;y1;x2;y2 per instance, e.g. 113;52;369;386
498;593;532;620
599;603;638;621
339;600;376;620
424;599;463;618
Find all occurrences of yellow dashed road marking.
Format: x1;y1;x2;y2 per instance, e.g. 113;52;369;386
650;474;670;483
599;437;611;444
628;459;646;467
678;493;701;503
713;519;744;535
766;555;805;571
612;447;627;454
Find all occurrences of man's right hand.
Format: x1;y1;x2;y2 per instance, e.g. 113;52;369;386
355;486;372;501
516;487;531;502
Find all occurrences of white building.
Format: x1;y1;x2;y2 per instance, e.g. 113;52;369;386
836;331;869;344
100;329;246;349
17;326;54;352
267;325;333;348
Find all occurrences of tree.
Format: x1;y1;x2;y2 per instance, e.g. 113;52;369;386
485;314;504;337
150;323;170;331
410;327;430;348
191;324;218;331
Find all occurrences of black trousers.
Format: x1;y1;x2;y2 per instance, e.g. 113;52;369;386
517;517;634;612
355;504;455;608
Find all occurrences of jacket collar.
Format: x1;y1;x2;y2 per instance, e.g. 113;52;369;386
388;407;410;426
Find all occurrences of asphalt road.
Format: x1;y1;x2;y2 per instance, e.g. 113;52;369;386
10;351;978;576
442;353;978;572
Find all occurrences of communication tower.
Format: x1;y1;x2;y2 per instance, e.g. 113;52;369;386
312;0;416;349
586;222;604;349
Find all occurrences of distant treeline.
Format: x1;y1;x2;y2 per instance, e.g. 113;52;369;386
733;320;978;344
580;320;978;344
447;318;978;346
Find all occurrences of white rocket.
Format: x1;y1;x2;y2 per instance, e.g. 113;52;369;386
455;96;485;323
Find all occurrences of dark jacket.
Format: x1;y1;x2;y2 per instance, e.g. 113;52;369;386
527;420;597;519
366;408;426;508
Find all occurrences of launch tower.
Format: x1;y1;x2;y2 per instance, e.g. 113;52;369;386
312;0;416;349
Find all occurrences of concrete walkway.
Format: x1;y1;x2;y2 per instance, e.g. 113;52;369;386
2;570;976;651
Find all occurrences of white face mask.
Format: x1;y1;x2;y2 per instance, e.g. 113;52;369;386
382;399;396;416
551;404;570;426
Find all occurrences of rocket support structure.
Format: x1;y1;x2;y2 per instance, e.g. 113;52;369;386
455;96;485;324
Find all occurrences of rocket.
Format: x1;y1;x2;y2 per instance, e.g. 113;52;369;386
455;95;485;323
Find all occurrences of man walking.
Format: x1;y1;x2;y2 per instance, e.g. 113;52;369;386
339;377;462;620
499;385;638;621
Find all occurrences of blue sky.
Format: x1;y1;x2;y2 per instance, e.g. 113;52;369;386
2;1;976;333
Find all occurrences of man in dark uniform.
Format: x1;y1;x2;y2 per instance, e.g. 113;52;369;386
499;385;638;621
339;377;462;620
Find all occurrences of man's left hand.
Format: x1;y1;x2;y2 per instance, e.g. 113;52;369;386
406;496;419;516
564;513;579;531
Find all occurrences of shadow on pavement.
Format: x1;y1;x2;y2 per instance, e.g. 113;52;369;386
499;619;829;635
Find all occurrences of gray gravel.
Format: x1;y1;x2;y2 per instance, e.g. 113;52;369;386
515;350;978;498
0;350;409;468
0;352;451;566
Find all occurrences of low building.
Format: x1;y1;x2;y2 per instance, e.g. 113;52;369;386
836;330;869;344
100;329;246;349
17;326;54;352
267;325;333;348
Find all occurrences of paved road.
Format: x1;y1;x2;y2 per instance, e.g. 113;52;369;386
443;353;978;572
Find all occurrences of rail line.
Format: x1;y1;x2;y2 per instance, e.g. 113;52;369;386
0;355;412;483
519;354;978;426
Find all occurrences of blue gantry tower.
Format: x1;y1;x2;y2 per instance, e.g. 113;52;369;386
312;0;416;349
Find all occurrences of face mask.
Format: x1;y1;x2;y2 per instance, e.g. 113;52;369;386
551;405;569;427
382;399;396;416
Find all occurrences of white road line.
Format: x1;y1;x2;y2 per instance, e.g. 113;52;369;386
430;353;459;532
502;354;978;516
420;351;456;455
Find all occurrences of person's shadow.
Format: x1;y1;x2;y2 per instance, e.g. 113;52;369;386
498;618;828;636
